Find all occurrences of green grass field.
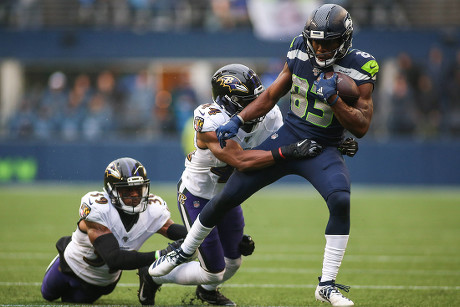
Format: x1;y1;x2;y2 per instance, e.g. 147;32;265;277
0;183;459;306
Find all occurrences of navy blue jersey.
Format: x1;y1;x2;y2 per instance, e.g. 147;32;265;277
285;35;379;146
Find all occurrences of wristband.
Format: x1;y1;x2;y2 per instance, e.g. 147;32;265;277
329;94;339;107
271;147;285;161
236;115;244;125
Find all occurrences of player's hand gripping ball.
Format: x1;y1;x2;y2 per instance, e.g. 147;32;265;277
324;71;360;105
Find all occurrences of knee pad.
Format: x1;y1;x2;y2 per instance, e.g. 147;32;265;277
326;191;350;235
327;191;350;217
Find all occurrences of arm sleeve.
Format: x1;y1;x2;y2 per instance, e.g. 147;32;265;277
166;223;188;240
92;233;156;270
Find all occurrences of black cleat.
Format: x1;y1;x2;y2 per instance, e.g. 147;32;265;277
138;266;161;306
196;285;236;306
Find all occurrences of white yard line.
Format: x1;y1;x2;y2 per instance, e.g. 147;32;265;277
1;282;458;291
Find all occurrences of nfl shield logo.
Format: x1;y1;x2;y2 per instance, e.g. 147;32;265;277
193;201;200;208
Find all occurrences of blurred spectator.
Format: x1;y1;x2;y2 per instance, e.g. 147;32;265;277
7;95;36;139
387;73;417;136
33;71;68;139
121;69;155;136
81;91;114;141
58;74;92;141
446;49;460;136
171;74;198;134
150;90;176;137
414;73;441;138
41;71;68;110
80;70;120;140
93;70;124;130
397;52;421;91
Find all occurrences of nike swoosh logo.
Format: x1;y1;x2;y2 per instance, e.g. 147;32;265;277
139;283;147;301
199;110;205;116
370;65;376;69
297;140;307;147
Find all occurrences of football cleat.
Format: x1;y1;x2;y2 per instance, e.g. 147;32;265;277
148;247;193;277
138;266;161;305
315;278;354;306
196;285;236;306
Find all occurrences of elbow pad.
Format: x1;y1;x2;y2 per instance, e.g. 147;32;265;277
166;224;188;240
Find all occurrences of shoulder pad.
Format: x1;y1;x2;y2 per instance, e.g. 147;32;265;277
79;191;109;220
289;35;304;50
193;104;228;133
334;50;379;86
147;194;168;208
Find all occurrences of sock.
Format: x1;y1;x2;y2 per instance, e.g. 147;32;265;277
320;235;349;282
181;215;214;255
202;257;242;291
152;261;223;285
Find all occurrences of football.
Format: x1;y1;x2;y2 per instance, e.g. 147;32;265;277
324;71;360;105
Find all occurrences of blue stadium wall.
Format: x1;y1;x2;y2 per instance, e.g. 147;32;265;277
1;28;460;185
1;140;459;185
1;28;459;61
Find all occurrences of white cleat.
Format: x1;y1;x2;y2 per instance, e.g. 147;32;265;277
148;247;193;277
315;280;354;306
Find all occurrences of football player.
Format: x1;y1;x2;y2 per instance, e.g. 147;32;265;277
142;64;323;306
41;157;187;304
149;4;376;307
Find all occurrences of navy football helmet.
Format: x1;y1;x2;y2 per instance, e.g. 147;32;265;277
211;64;265;123
104;157;150;214
302;4;353;68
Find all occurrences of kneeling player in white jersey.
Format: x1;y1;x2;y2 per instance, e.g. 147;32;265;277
143;64;323;306
41;157;187;304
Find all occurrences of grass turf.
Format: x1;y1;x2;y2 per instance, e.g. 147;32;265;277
0;183;459;306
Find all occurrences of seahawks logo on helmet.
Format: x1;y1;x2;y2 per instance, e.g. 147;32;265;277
216;75;249;94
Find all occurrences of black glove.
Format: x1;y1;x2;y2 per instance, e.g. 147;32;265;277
239;234;255;256
338;137;358;157
272;139;323;161
155;239;184;259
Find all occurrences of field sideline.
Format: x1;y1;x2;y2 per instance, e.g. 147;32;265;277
0;183;459;306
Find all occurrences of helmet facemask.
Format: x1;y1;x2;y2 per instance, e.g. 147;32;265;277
110;178;150;215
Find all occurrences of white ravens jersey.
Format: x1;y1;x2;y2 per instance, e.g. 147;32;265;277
64;191;170;286
181;102;283;200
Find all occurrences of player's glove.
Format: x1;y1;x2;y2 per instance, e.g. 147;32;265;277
272;139;323;161
154;239;184;260
314;72;339;106
239;234;255;256
338;137;359;157
216;115;244;148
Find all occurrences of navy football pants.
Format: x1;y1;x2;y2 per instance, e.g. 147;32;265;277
41;256;117;303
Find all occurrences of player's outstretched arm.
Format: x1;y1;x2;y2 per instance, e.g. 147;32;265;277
200;131;322;172
82;220;183;271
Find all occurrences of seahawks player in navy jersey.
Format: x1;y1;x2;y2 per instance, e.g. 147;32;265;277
149;4;376;306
